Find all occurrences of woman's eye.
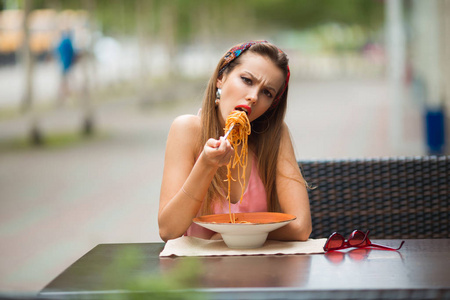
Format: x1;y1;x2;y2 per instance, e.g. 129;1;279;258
241;76;251;84
263;89;273;98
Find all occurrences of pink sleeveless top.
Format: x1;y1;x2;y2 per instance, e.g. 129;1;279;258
185;158;267;239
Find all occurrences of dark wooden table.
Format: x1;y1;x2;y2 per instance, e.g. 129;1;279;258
39;239;450;299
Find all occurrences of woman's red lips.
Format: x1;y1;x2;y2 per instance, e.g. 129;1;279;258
235;105;251;116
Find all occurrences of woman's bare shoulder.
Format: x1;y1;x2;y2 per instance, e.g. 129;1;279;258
170;114;201;134
167;114;201;154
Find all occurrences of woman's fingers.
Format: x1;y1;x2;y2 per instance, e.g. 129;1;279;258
204;137;233;166
217;136;228;150
206;138;220;149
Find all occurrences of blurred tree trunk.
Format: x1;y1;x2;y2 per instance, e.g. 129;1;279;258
195;1;212;47
21;0;33;111
21;0;43;145
161;1;177;78
80;0;96;136
386;0;406;154
442;0;450;154
136;0;151;104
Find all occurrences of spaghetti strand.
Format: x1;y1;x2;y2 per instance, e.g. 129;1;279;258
224;110;251;223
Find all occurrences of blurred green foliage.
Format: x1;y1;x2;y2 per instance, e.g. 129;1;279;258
0;130;109;152
105;247;207;300
251;0;383;28
100;0;383;40
9;0;384;39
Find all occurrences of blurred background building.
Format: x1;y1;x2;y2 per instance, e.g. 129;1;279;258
0;0;449;296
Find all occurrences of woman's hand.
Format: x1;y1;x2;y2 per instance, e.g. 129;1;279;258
202;136;234;167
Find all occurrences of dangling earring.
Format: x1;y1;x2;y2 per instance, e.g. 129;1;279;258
215;88;221;106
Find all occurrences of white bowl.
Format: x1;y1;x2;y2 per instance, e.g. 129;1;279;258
193;212;296;249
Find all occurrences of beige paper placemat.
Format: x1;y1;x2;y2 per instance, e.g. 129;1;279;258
159;236;326;257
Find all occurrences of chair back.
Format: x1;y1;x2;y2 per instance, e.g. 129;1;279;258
299;156;449;239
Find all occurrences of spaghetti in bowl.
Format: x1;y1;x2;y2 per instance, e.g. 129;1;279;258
193;212;296;249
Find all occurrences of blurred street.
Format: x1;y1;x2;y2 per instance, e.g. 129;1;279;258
0;68;425;294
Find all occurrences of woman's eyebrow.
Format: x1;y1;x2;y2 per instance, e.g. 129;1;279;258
243;71;278;94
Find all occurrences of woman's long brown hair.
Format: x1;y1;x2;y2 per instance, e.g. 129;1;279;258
198;42;290;215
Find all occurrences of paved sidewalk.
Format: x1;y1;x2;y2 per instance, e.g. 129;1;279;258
0;77;425;295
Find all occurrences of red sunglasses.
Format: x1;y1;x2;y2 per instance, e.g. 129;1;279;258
323;230;405;252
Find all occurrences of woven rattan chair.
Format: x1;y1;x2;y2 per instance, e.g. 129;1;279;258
298;156;449;239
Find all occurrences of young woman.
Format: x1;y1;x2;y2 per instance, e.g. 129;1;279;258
158;41;311;242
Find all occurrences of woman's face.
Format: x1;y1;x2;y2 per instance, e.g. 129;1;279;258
216;52;285;126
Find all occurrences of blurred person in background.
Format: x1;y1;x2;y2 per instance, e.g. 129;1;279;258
158;40;312;243
56;30;77;106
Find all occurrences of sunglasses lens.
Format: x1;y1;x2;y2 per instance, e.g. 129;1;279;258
327;234;344;250
349;230;366;246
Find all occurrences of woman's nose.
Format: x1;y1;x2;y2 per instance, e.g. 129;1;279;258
246;89;258;104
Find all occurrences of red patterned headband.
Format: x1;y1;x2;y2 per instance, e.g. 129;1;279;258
218;40;290;109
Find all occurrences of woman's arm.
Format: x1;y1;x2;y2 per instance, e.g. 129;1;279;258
158;115;233;242
268;123;312;241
